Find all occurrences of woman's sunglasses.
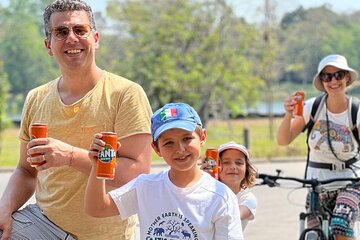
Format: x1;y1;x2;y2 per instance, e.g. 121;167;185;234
50;24;93;41
319;70;348;82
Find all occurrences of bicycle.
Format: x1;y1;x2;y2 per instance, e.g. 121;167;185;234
257;169;360;240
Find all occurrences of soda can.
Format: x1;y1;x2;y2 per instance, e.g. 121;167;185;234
294;91;305;116
96;132;117;180
29;123;48;167
205;148;219;179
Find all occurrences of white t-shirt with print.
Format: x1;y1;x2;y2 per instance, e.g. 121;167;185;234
109;170;243;239
237;188;257;230
303;96;360;188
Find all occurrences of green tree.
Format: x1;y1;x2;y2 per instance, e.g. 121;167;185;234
248;0;280;140
0;60;10;153
279;5;347;87
0;0;58;95
321;22;360;94
104;0;262;125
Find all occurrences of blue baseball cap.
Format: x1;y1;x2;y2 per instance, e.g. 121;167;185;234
151;102;202;141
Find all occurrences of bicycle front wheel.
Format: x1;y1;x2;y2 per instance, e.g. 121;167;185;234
299;228;327;240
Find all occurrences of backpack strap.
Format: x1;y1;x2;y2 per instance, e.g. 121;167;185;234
302;93;327;134
350;96;360;147
303;93;326;179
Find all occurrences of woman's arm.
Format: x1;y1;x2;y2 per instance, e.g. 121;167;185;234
277;94;306;145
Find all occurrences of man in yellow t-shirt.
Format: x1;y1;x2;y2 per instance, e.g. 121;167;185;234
0;1;152;239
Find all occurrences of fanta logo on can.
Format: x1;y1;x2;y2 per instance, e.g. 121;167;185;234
204;157;216;170
99;145;116;163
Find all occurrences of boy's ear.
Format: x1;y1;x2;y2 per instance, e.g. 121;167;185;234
151;142;162;157
200;129;207;146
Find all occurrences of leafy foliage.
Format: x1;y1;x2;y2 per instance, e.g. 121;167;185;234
0;0;59;95
104;0;262;125
278;5;354;86
1;1;360;129
0;61;10;131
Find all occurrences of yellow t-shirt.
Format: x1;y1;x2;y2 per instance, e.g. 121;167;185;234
19;71;152;239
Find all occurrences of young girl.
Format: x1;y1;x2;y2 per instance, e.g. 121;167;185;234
202;141;258;230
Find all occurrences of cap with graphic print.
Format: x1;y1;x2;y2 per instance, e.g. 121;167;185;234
151;102;202;141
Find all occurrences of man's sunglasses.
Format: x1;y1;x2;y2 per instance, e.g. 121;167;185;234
51;24;93;41
319;70;348;82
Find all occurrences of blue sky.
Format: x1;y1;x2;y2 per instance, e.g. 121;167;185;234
232;0;360;23
1;0;360;23
86;0;360;22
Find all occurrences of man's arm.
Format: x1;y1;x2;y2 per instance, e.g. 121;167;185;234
113;133;152;186
29;133;152;187
68;132;152;187
0;142;38;240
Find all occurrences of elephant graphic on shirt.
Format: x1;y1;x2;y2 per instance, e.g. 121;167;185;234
153;227;165;236
311;120;354;152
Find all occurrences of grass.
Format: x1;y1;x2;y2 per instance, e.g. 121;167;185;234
204;118;307;160
0;118;308;167
0;128;20;167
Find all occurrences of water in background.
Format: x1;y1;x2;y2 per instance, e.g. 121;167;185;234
245;101;284;116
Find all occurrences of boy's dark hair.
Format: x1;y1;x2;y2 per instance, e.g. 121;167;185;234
43;0;96;40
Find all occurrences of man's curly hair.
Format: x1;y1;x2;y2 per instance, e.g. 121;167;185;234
43;0;96;40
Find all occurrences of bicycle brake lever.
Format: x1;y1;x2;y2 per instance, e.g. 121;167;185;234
265;177;279;187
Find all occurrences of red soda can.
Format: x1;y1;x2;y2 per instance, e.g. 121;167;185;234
205;148;219;179
294;91;305;116
96;132;117;180
29;123;48;167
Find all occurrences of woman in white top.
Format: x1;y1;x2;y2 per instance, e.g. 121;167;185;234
277;54;360;240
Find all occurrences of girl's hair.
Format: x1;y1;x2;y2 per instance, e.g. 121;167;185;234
219;150;257;189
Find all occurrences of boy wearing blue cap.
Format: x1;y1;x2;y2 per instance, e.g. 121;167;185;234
85;102;243;239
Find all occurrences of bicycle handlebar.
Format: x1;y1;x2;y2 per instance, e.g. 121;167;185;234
257;173;360;188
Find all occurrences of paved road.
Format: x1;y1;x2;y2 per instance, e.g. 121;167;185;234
245;161;307;240
0;161;307;240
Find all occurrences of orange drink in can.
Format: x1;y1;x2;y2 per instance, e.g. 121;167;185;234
29;123;48;167
205;148;219;179
294;91;305;116
96;132;117;180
